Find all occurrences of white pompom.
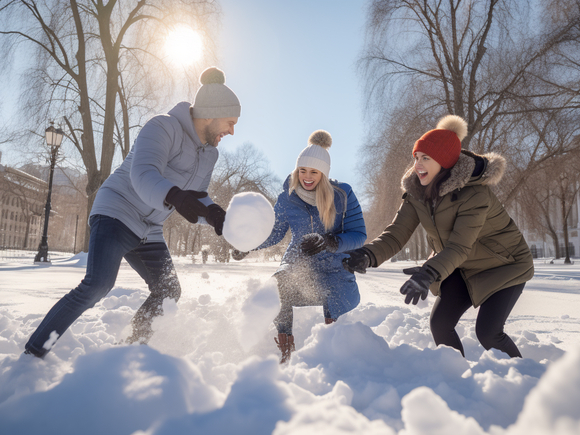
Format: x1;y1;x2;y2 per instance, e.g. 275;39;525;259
436;115;468;141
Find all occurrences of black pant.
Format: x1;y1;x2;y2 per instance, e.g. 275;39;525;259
429;269;524;357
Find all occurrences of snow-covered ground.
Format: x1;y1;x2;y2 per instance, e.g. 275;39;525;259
0;252;579;435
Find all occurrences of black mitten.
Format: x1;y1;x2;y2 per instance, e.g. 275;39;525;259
232;249;249;261
342;248;372;274
207;204;226;236
165;186;208;223
400;265;439;305
300;233;339;256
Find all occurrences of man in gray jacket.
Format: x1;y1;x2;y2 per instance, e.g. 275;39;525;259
25;67;240;358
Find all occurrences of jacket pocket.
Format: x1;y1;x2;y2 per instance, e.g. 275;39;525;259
479;237;515;264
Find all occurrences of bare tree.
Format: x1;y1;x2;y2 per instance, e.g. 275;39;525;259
520;165;562;259
361;1;579;141
519;139;580;262
359;0;580;234
209;143;281;204
0;0;220;250
556;171;580;264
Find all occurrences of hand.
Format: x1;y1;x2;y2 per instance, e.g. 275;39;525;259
165;186;208;224
300;233;339;256
232;249;249;261
342;248;371;274
399;265;439;305
207;204;226;236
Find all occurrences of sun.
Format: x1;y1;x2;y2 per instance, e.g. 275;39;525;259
164;26;203;67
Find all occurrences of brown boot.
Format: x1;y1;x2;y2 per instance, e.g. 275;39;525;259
274;333;295;364
325;318;336;325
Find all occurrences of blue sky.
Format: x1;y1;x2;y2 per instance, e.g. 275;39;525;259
0;1;369;196
216;0;368;193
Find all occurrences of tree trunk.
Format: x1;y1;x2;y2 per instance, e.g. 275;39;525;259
550;231;560;259
561;193;572;264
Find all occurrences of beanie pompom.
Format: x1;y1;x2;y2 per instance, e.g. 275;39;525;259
199;67;226;85
308;130;332;149
436;115;468;141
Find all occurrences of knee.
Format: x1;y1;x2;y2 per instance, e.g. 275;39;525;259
475;323;498;350
154;275;181;301
69;276;115;307
430;311;450;337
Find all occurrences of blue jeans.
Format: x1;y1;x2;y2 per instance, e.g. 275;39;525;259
25;215;181;357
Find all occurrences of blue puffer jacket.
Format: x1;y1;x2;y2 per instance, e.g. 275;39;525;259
257;176;366;318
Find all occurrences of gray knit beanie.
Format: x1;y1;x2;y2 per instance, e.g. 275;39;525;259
295;130;332;177
191;67;241;119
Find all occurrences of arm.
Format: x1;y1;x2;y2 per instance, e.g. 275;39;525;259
254;194;290;250
365;197;420;266
195;168;216;225
334;187;367;253
424;190;489;280
130;116;180;210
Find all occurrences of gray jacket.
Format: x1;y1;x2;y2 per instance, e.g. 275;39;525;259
90;102;218;242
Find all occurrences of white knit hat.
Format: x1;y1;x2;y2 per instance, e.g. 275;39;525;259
191;67;241;119
295;130;332;177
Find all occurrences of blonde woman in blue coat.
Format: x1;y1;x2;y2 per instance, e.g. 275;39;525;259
236;130;366;363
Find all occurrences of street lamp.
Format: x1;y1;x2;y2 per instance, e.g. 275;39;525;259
34;123;64;263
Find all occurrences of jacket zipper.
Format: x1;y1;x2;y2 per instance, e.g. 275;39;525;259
429;200;444;250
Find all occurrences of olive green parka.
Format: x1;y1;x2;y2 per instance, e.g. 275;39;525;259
365;150;534;307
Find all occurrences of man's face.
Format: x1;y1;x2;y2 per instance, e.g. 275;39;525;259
203;117;238;147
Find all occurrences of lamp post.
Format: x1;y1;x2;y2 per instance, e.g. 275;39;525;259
34;123;64;263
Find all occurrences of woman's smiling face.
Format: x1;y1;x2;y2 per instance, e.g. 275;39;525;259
298;167;322;190
414;151;442;186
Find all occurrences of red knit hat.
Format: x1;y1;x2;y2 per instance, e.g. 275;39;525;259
412;115;468;169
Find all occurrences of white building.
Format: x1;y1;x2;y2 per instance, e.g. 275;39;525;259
0;154;47;249
517;190;580;260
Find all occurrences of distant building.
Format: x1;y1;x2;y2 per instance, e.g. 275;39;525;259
511;190;580;260
0;157;47;249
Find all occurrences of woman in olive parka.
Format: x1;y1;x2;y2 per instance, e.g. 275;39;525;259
343;115;534;358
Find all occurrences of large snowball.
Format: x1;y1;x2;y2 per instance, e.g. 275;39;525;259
223;192;275;252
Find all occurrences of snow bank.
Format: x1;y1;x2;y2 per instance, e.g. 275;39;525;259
0;346;223;435
0;258;579;434
223;192;275;251
57;252;88;267
506;346;580;435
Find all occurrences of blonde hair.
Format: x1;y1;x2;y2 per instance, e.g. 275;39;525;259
289;168;336;231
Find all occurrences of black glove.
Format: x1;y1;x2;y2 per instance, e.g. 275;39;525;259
206;204;226;236
165;186;208;223
342;248;372;274
400;265;439;305
300;233;339;256
232;249;249;261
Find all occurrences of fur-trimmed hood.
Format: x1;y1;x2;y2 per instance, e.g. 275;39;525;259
401;149;507;198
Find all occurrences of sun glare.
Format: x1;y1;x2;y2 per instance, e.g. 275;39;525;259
165;26;203;67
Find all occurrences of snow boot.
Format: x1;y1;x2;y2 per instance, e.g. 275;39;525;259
325;318;336;325
274;333;295;364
